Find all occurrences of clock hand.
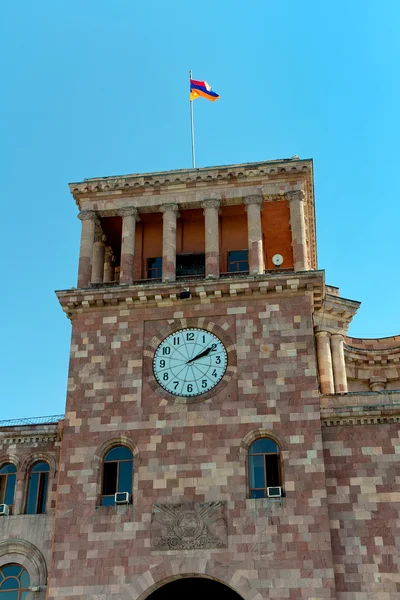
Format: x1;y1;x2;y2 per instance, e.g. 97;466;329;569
186;346;213;364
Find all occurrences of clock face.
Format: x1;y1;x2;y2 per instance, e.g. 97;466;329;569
153;328;228;397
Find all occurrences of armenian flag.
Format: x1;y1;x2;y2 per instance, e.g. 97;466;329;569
190;79;220;102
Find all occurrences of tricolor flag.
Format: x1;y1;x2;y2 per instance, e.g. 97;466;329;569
190;79;220;102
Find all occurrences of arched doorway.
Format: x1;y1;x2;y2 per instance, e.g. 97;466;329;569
147;577;244;600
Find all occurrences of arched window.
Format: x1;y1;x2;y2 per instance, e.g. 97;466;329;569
101;446;133;506
248;438;282;498
0;464;16;513
0;564;30;598
25;461;49;514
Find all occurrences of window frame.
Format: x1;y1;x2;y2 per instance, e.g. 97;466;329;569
0;563;30;597
227;249;249;274
101;446;133;506
248;438;282;499
25;461;50;515
0;464;17;514
147;257;162;280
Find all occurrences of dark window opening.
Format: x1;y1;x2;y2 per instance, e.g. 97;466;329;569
248;438;282;499
146;577;244;600
147;257;162;280
176;253;205;278
228;250;248;273
101;446;133;506
0;464;16;514
26;461;49;514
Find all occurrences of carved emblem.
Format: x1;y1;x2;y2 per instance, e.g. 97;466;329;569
151;502;227;551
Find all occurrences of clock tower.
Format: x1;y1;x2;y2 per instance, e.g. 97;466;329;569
24;157;394;599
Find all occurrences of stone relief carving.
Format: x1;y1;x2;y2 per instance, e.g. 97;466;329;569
151;501;227;551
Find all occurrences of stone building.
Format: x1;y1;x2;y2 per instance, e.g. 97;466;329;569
0;158;399;599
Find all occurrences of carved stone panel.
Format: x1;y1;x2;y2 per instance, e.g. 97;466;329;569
151;502;227;551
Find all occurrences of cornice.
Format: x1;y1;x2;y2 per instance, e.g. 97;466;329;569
320;390;400;426
1;433;60;445
344;343;400;366
314;293;360;335
69;159;312;198
56;270;325;319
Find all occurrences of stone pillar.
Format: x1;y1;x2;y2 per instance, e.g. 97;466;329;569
286;190;309;271
244;194;264;275
315;331;334;394
331;334;348;393
91;230;106;284
119;208;139;285
161;203;180;282
103;246;114;283
202;199;220;279
77;211;98;288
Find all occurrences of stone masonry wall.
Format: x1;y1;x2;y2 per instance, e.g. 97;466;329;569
323;422;400;600
0;423;60;594
48;291;336;600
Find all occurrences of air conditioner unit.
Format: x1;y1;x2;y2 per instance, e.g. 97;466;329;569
114;492;130;505
0;504;10;516
267;486;282;498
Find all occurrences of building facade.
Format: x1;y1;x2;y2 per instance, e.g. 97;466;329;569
0;158;399;599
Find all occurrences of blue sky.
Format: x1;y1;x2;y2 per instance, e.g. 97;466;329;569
1;0;399;420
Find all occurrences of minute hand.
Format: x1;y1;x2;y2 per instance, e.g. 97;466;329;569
186;347;213;364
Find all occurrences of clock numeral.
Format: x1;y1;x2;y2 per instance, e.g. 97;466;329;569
162;347;171;355
211;343;217;351
186;332;194;341
187;384;193;393
212;369;217;377
163;373;169;381
202;335;206;343
173;381;179;390
215;356;221;364
201;379;208;388
173;336;180;345
159;360;166;368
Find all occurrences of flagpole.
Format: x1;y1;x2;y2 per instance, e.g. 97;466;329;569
189;69;196;168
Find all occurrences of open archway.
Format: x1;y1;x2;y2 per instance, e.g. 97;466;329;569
146;577;244;600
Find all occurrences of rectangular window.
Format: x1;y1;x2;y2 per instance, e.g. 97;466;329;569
176;253;205;278
228;250;248;273
147;257;162;279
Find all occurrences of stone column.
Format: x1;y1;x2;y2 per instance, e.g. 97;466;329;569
286;190;309;271
161;203;180;282
331;333;348;393
119;208;139;285
77;211;98;288
103;246;114;283
91;230;106;284
244;194;264;275
315;331;334;394
202;199;220;279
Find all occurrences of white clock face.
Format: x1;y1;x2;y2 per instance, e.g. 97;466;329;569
153;328;228;397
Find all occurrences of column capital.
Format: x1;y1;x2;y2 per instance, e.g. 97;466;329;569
315;330;331;339
94;230;107;243
161;203;180;218
331;333;344;342
201;199;221;210
243;194;263;207
78;210;99;223
285;190;305;203
117;207;140;220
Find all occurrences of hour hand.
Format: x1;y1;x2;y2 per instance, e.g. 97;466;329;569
186;347;212;364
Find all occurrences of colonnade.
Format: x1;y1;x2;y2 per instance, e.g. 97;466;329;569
77;190;309;287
